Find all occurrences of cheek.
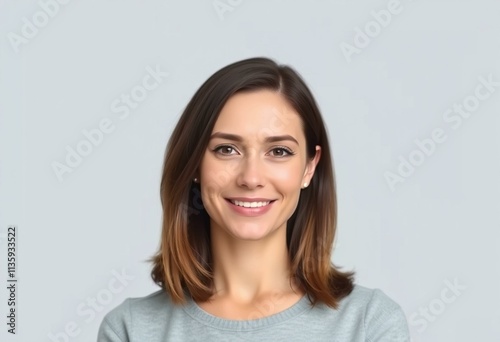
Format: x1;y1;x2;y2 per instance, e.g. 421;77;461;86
199;155;235;205
201;158;239;193
273;162;303;181
199;182;221;219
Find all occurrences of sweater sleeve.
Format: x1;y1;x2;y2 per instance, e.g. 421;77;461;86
364;289;411;342
96;299;131;342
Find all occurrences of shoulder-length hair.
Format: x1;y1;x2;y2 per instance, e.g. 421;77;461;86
149;57;354;309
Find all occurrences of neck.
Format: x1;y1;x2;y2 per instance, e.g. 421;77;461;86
209;221;301;304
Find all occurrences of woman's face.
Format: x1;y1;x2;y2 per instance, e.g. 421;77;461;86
199;89;320;241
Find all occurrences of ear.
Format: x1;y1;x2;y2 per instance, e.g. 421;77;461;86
302;145;321;186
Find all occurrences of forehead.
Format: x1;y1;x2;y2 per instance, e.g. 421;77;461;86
212;90;304;140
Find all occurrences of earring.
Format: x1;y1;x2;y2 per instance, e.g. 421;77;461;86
303;182;308;188
193;178;198;183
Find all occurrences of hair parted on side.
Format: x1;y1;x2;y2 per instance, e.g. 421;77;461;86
148;56;355;309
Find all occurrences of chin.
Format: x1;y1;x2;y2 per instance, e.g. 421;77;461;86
226;223;280;241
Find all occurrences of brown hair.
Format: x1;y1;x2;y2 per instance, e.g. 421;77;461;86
149;57;354;309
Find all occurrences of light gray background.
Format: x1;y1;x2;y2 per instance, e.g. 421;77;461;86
1;0;499;341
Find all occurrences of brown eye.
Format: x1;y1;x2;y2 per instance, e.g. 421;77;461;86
270;147;294;157
213;145;237;156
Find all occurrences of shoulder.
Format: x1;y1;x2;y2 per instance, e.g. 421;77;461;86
308;285;410;342
97;289;172;341
328;284;411;341
340;284;401;311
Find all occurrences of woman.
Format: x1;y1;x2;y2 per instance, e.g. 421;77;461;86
97;57;410;341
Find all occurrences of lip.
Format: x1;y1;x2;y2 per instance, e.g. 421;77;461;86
225;198;276;217
225;197;276;202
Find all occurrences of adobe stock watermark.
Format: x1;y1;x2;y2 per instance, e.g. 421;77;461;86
7;0;72;53
47;268;134;342
213;0;243;21
384;73;499;192
339;0;417;63
51;64;169;182
409;277;466;334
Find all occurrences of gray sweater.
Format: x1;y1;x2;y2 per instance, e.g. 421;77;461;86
97;284;410;341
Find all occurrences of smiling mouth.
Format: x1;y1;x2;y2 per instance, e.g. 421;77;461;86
225;199;276;208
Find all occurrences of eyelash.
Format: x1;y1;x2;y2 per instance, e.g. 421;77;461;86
212;144;296;158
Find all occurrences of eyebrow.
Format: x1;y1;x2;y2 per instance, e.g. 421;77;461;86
209;132;299;145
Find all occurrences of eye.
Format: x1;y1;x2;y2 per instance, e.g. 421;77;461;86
269;146;295;158
213;144;238;156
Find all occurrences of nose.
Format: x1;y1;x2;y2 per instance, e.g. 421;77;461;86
236;151;265;189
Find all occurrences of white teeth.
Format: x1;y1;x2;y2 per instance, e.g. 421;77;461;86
230;200;271;208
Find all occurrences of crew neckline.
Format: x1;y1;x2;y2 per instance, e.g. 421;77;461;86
182;293;312;331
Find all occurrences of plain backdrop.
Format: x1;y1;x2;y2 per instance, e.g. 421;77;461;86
1;0;499;341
